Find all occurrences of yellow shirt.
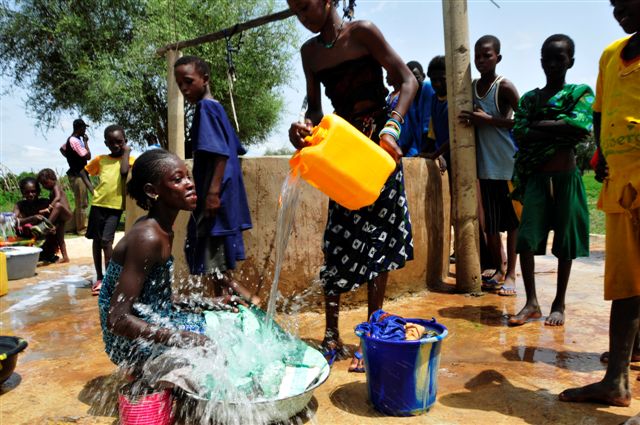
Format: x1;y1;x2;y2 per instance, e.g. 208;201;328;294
85;154;135;210
594;36;640;213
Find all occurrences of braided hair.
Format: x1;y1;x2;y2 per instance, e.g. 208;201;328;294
126;149;179;210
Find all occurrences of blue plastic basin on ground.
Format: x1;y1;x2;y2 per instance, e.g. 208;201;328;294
359;318;448;416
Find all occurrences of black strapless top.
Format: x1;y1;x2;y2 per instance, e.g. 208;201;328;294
315;55;389;124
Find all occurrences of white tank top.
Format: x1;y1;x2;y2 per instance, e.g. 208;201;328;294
473;76;517;180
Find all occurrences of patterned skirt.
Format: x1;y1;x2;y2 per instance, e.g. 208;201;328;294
320;165;414;295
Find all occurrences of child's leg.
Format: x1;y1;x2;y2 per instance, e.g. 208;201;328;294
559;296;639;406
508;251;542;326
92;239;103;280
55;222;69;263
546;258;572;326
505;228;518;282
101;239;114;271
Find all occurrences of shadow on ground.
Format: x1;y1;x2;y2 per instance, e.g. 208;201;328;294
438;305;509;327
502;346;606;373
439;370;628;424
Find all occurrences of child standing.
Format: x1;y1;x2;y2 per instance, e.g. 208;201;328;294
85;125;134;295
173;56;259;307
460;35;520;295
37;168;72;263
423;55;450;171
287;0;416;373
99;149;216;373
560;0;640;408
508;34;593;327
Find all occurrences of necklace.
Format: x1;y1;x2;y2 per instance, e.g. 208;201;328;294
320;20;344;49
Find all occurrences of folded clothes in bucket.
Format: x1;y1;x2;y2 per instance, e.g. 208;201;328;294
355;309;438;341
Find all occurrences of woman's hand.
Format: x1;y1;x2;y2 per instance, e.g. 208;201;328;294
288;119;313;150
379;133;403;164
204;192;221;219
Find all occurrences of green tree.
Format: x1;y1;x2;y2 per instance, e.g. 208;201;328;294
0;0;298;148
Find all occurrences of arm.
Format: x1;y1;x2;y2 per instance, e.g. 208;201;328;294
593;112;608;182
353;21;417;161
204;153;227;219
79;169;94;193
460;78;519;128
289;43;324;150
107;232;208;348
120;144;132;177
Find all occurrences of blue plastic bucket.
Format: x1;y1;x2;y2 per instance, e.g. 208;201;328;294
359;318;448;416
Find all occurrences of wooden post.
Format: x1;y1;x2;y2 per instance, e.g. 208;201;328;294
166;49;185;159
442;0;481;293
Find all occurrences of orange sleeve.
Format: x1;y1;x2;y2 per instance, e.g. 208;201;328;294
85;156;100;176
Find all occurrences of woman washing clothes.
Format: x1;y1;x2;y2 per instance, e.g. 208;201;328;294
287;0;417;373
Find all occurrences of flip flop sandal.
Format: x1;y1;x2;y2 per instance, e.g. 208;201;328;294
322;347;338;366
497;286;517;297
348;351;365;373
481;278;503;291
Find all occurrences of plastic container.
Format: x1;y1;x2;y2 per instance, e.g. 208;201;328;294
0;246;42;280
0;336;28;384
289;114;396;210
0;252;8;296
118;387;174;425
359;318;448;416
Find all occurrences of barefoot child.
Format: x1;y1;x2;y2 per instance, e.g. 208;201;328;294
560;0;640;407
508;35;593;327
98;149;221;373
460;35;520;295
173;56;259;307
85;125;134;295
37;168;72;263
287;0;416;373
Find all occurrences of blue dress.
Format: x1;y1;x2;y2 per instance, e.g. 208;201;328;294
98;257;205;367
186;98;252;274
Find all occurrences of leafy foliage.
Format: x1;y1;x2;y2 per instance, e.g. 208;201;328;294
0;0;298;148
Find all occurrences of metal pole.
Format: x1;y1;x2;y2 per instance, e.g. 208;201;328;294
442;0;481;293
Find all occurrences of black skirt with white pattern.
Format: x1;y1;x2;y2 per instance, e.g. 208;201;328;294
320;165;414;295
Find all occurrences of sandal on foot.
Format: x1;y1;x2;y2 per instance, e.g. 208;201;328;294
481;279;503;291
497;286;517;297
348;351;365;373
322;347;338;366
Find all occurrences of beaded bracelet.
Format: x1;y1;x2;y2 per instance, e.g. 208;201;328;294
379;126;400;141
391;110;405;124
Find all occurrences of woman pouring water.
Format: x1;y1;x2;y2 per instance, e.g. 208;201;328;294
287;0;417;373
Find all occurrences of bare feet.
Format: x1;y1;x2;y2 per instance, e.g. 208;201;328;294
545;310;565;326
600;351;640;363
60;258;70;264
558;381;631;407
508;305;542;326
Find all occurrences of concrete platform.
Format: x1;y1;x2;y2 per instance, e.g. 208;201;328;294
0;234;637;424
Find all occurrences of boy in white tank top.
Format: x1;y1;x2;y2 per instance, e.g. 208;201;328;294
460;35;520;296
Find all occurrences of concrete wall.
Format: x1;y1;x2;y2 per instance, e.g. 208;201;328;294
125;157;450;309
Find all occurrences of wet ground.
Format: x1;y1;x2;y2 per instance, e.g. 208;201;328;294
1;233;637;424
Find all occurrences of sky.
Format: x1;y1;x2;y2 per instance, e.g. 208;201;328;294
0;0;627;174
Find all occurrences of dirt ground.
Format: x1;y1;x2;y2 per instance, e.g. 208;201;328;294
0;233;638;424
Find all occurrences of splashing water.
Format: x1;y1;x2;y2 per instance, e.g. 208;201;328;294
265;169;303;327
